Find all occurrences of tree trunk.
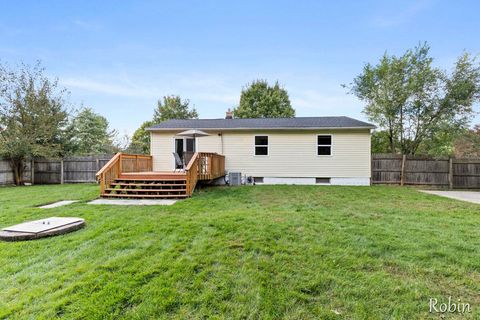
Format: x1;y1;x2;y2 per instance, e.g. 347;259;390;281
399;105;404;154
10;159;25;186
388;119;396;153
389;129;396;153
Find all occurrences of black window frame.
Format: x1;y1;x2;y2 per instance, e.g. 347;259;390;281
317;135;332;156
254;135;269;156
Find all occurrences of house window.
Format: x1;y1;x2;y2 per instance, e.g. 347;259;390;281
255;136;268;156
317;135;332;156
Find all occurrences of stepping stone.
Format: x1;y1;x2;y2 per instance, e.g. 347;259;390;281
39;200;79;209
0;217;85;242
88;199;177;206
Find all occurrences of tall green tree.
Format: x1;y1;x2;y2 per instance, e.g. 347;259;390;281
64;107;117;155
128;120;153;154
129;95;198;153
453;125;480;158
371;130;393;154
153;95;198;123
346;43;480;155
234;80;295;118
0;61;68;185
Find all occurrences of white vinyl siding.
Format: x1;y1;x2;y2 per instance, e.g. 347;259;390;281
150;129;371;178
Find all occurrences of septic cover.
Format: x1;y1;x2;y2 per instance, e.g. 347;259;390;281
0;217;85;241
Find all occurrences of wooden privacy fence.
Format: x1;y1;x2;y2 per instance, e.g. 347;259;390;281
0;155;113;185
0;160;32;185
2;153;479;189
372;154;480;189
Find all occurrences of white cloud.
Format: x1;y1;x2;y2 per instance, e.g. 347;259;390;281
60;77;157;98
194;92;238;105
60;73;240;111
371;0;434;27
290;89;362;116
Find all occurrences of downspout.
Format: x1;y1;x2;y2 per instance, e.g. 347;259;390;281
220;132;224;154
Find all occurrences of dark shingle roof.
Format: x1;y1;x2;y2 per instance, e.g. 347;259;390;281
148;116;375;130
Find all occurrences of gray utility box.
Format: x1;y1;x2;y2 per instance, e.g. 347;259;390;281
228;172;242;186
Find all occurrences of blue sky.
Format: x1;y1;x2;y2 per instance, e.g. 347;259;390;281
1;0;479;134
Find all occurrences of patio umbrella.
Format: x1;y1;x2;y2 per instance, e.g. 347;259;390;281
176;129;210;156
176;129;210;138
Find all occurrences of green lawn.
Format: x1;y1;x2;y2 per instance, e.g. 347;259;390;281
0;184;479;319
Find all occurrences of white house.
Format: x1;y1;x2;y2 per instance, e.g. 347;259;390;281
147;114;374;186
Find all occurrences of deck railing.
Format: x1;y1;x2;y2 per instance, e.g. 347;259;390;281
120;153;153;173
185;152;226;195
185;153;199;196
96;152;224;197
95;153;153;194
197;152;226;181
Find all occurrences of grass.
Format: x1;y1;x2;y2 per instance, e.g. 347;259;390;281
0;184;479;319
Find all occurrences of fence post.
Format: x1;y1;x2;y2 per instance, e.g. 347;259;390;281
448;158;453;189
400;154;406;186
60;159;64;184
31;159;35;185
370;153;373;186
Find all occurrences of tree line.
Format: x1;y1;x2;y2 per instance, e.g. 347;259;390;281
345;42;480;156
1;42;480;185
0;62;121;184
127;80;294;154
0;62;293;185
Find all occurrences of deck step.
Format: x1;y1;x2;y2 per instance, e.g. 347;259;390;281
101;193;188;199
105;188;186;193
118;175;186;181
115;179;187;183
104;174;190;199
111;182;186;187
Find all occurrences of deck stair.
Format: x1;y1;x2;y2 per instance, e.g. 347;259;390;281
96;152;225;199
102;175;188;199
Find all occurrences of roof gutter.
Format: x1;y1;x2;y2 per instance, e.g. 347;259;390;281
146;126;376;131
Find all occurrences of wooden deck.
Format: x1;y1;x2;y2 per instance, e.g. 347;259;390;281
96;152;225;199
119;172;187;180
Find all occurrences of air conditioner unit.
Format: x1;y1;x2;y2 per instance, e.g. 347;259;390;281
228;172;242;186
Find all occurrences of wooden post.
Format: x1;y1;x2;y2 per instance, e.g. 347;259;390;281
95;158;100;184
400;154;406;186
118;153;122;174
31;159;35;185
100;173;105;194
117;160;120;179
448;158;453;189
60;159;64;184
